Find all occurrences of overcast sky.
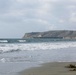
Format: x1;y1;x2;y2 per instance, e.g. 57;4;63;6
0;0;76;38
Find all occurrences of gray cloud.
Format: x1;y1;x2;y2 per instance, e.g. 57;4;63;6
0;0;76;38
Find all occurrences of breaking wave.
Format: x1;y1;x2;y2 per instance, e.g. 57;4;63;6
0;40;8;43
0;41;76;53
0;39;26;43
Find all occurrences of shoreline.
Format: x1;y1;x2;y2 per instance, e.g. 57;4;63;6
19;62;76;75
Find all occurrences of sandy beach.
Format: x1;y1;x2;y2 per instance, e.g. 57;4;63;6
19;62;76;75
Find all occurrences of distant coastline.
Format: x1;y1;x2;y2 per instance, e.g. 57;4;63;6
23;30;76;39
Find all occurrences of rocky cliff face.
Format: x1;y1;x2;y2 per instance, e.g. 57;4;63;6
23;30;76;39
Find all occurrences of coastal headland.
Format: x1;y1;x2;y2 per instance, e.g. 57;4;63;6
23;30;76;39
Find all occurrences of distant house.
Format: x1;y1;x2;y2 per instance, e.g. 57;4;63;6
37;35;42;37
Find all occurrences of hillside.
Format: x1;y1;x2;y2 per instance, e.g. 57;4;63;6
23;30;76;39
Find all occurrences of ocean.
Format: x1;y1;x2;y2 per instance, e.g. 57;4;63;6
0;38;76;75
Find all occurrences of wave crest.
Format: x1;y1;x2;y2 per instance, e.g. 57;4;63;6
0;41;76;53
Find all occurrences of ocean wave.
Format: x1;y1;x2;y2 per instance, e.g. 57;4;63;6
0;39;27;43
0;40;8;43
0;41;76;53
18;40;26;43
0;57;28;62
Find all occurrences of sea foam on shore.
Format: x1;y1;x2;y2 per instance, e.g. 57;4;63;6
0;39;76;75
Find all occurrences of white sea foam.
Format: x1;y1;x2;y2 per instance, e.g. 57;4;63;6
0;41;76;53
1;41;76;75
0;58;6;63
18;40;26;43
0;40;8;43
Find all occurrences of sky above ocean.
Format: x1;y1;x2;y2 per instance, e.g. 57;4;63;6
0;0;76;38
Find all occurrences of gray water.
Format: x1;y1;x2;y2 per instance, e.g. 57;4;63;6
0;38;76;75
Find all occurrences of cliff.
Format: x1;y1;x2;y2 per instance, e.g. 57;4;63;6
23;30;76;39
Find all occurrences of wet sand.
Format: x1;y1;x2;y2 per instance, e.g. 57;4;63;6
19;62;76;75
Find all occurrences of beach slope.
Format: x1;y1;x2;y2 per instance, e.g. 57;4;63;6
19;62;76;75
